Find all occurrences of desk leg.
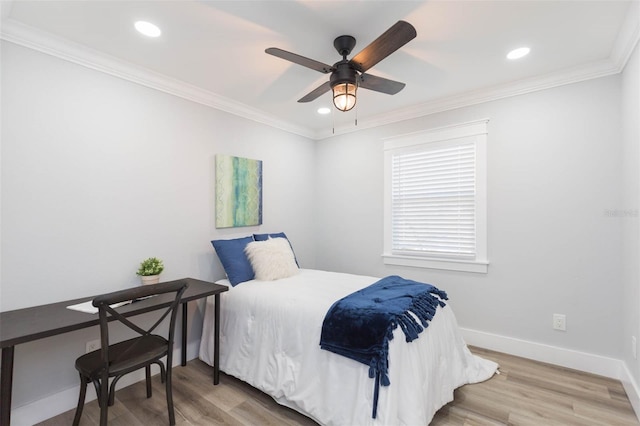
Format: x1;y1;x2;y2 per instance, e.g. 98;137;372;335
1;346;15;426
181;302;188;367
213;293;220;385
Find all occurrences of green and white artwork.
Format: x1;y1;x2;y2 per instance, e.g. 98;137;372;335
215;155;263;228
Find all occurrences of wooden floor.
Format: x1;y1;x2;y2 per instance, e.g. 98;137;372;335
38;347;638;426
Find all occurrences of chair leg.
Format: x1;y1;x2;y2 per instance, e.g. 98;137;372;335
91;379;102;403
72;374;88;426
154;360;166;383
145;365;152;398
108;375;123;406
99;372;109;426
165;363;176;425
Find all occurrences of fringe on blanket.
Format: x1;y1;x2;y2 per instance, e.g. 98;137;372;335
368;287;447;418
320;276;448;419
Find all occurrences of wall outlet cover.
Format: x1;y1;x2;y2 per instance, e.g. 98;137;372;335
553;314;566;331
86;339;100;353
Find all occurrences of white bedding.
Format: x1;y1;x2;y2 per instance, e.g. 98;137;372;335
199;269;497;425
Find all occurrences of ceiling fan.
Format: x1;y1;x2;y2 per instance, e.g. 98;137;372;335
266;21;417;112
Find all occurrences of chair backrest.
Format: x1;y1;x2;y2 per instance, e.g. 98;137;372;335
92;281;188;367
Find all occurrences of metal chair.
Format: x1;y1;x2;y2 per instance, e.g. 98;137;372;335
72;281;188;426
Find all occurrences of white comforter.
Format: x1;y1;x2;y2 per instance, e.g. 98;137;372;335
199;269;497;425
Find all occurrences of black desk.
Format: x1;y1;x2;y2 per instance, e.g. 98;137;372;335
0;278;228;426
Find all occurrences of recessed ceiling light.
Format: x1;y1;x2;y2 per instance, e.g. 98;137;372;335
507;47;530;60
317;107;331;115
135;21;161;38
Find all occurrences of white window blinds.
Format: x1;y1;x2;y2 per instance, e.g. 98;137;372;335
390;141;477;259
383;119;488;273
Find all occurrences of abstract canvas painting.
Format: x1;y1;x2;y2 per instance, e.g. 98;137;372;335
215;154;263;228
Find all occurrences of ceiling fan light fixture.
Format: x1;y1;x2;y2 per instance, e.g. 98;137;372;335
266;21;417;114
332;82;357;112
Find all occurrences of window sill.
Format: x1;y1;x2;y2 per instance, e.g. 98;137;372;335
382;254;489;273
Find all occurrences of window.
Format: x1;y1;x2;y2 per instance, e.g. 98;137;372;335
383;120;488;273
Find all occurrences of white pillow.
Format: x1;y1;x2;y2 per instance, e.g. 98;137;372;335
244;237;299;281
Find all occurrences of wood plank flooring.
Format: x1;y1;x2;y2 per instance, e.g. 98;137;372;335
37;347;638;425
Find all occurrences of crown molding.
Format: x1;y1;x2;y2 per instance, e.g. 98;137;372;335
2;2;638;142
314;1;640;140
611;0;640;71
314;58;621;140
0;18;316;140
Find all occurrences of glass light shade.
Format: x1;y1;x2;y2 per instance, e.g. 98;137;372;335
332;82;357;112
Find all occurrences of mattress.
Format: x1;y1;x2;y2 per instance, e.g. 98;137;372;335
199;269;497;425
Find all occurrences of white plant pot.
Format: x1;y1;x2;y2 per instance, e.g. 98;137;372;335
141;275;160;285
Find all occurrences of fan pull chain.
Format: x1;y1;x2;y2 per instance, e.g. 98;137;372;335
355;102;358;127
332;105;335;134
355;85;359;127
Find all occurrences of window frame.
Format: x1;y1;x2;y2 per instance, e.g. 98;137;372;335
383;119;489;273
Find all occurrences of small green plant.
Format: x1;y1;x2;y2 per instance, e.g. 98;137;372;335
136;257;164;276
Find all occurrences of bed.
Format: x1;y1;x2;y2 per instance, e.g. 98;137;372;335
199;267;498;425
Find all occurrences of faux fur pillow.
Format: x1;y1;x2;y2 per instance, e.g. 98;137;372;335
244;237;299;281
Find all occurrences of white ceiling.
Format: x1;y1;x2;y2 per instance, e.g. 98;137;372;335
1;1;638;139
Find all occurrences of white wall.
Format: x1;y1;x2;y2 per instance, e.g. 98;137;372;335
2;30;638;423
0;40;316;414
315;75;624;359
622;40;640;395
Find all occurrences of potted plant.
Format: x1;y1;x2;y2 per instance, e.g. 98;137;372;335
136;257;164;285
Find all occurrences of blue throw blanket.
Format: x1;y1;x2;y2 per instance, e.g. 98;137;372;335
319;275;448;418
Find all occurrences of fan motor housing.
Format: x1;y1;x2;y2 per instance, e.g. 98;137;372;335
330;61;358;87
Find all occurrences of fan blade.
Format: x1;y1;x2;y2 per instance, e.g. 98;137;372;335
266;48;334;74
298;81;332;103
349;21;417;73
358;73;406;95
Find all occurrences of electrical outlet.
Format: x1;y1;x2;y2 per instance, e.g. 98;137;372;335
633;336;637;360
86;339;101;353
552;314;566;331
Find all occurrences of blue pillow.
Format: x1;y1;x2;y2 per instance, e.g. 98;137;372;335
253;232;299;266
211;236;255;286
253;232;288;241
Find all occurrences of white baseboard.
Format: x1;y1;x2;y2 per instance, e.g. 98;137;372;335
460;327;640;422
10;341;200;426
12;333;640;425
11;370;145;426
460;327;622;378
621;363;640;423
